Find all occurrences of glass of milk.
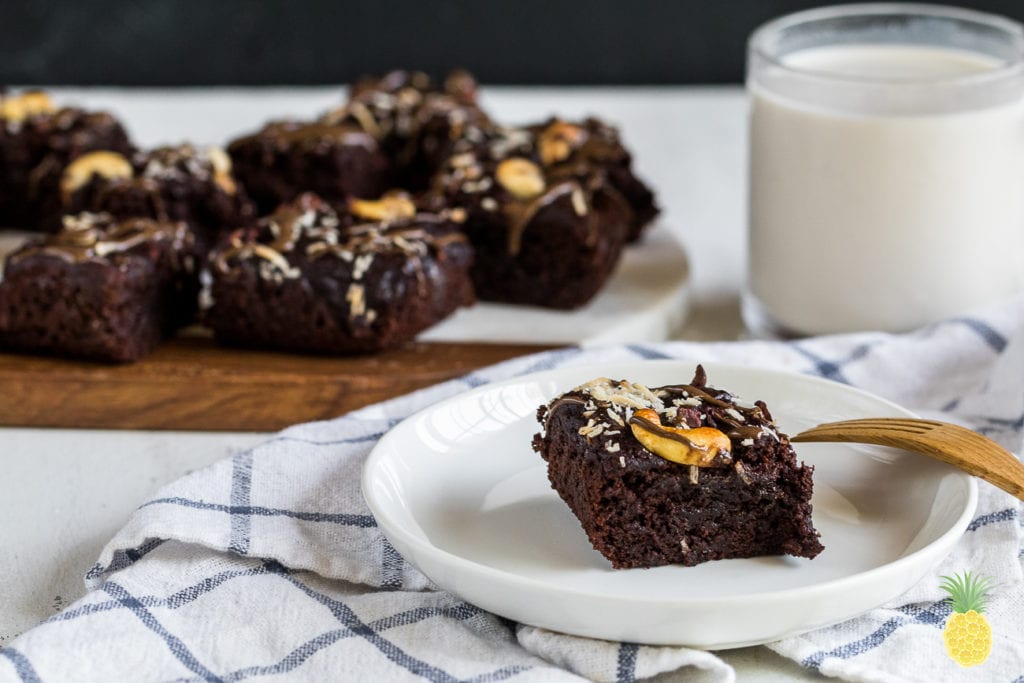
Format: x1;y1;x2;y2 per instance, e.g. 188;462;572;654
744;4;1024;337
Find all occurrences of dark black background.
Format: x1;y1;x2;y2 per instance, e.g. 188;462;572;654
4;0;1024;86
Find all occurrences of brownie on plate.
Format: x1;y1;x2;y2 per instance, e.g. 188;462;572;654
532;365;823;568
0;90;133;228
0;212;197;362
432;121;636;309
206;192;474;354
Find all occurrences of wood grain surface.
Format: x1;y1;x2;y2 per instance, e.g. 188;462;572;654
0;337;560;431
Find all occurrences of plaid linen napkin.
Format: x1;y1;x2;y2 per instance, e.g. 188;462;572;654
2;297;1023;682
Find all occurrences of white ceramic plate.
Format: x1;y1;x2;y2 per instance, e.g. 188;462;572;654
362;361;977;649
419;227;690;345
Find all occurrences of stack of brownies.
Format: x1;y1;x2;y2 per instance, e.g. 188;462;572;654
0;73;659;362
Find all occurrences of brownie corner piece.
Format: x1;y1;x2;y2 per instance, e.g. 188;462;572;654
0;212;197;362
533;367;822;569
206;192;473;354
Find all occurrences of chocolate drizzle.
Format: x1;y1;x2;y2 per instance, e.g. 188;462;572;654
61;144;243;219
542;395;587;432
626;413;733;467
234;121;377;152
213;193;468;276
436;118;634;256
12;212;189;264
503;181;577;256
321;69;486;155
541;369;781;462
656;384;766;440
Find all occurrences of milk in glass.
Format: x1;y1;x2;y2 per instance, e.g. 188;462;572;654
745;7;1024;336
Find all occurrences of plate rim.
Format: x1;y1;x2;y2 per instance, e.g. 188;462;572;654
362;360;978;615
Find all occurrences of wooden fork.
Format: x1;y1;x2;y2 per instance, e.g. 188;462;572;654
792;417;1024;502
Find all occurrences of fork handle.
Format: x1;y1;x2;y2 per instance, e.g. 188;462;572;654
793;423;1024;502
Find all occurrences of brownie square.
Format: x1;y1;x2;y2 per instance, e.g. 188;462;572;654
55;144;255;253
433;124;633;309
228;120;390;214
334;69;492;190
0;212;197;362
229;70;491;214
530;117;659;242
532;366;823;569
0;91;133;228
206;192;474;354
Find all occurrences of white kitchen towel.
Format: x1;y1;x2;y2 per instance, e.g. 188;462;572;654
2;299;1024;682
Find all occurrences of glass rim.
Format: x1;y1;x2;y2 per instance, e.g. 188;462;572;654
749;2;1024;87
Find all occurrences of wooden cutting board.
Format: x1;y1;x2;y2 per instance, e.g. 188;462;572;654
0;231;684;433
0;337;559;431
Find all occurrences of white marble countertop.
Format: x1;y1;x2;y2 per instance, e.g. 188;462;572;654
0;87;817;680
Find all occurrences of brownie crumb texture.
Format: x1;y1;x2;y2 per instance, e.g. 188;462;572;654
532;365;823;569
0;212;196;362
205;192;474;354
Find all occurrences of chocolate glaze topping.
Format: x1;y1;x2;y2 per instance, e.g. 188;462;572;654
12;212;191;264
63;144;243;218
213;192;468;275
540;367;781;464
503;181;579;256
233;121;377;151
322;69;487;153
435;120;633;256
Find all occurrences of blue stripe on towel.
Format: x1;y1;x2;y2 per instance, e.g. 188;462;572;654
616;642;639;682
171;599;523;682
0;648;42;683
53;563;281;625
278;572;464;682
140;497;376;527
950;317;1008;353
85;538;166;579
803;598;956;670
793;341;877;384
802;618;903;670
967;508;1018;532
102;581;222;682
228;450;255;555
380;538;406;590
272;430;392;447
626;344;671;360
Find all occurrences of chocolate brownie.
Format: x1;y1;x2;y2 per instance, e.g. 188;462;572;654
206;192;474;354
327;69;492;190
529;117;659;241
532;366;823;568
0;91;133;228
55;144;255;251
0;212;197;362
227;120;389;213
229;70;491;214
432;123;634;309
